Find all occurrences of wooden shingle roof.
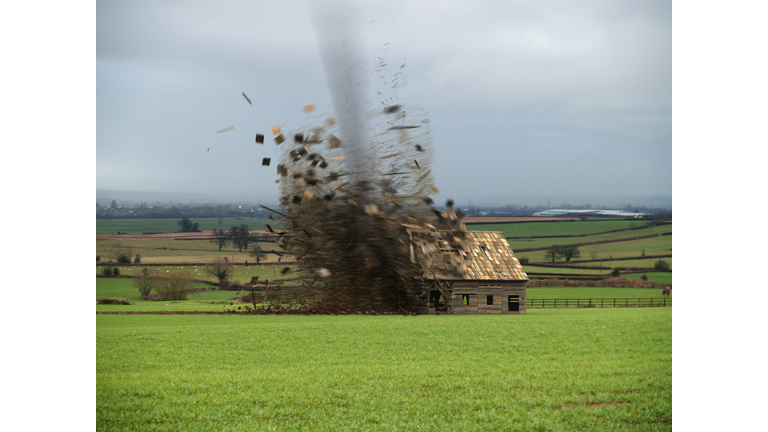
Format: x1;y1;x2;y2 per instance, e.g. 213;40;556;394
424;230;528;282
462;231;528;281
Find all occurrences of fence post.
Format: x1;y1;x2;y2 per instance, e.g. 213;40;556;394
614;298;616;308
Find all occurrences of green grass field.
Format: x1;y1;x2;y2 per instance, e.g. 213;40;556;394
507;225;672;252
97;218;672;286
623;273;672;284
466;219;656;238
96;238;285;265
526;287;669;298
97;265;299;297
97;309;671;431
96;217;282;234
97;282;668;314
517;234;672;264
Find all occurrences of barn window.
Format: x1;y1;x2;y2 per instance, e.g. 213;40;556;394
487;295;493;305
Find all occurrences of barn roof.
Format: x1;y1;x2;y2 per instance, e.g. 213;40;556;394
426;231;528;282
462;231;528;281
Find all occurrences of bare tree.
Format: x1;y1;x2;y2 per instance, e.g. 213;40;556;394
210;228;231;251
156;272;194;300
228;224;253;252
133;267;157;297
558;246;581;262
544;246;561;263
204;257;234;284
589;251;599;261
249;243;267;264
229;225;243;252
111;242;133;264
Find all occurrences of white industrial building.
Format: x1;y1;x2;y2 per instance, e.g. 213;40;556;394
532;209;649;218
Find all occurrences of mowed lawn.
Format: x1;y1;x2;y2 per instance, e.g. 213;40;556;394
97;308;671;431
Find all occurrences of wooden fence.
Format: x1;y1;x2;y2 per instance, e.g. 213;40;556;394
526;298;671;308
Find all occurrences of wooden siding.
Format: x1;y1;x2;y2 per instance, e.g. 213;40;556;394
424;280;528;315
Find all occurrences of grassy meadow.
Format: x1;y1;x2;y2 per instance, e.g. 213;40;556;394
96;216;673;430
97;217;282;234
466;219;654;238
97;263;298;287
97;308;671;431
96;238;286;265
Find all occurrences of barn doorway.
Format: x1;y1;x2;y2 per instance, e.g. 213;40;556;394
508;295;520;312
430;290;447;311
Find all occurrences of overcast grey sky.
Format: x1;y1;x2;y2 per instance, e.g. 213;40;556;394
96;0;671;206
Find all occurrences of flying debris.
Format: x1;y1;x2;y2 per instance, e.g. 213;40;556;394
255;134;264;144
217;126;235;134
242;92;252;105
259;30;447;314
262;158;271;166
383;104;401;114
207;147;210;152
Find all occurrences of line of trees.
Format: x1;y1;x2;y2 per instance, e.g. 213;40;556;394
132;268;195;301
210;224;262;253
177;217;201;232
543;245;582;263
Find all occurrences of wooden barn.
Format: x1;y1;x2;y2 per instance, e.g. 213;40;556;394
424;231;529;315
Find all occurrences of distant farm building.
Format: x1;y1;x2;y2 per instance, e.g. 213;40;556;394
423;231;528;314
532;209;649;218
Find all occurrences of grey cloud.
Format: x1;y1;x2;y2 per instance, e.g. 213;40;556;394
97;0;671;206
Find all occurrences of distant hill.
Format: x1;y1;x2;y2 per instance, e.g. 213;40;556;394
97;189;671;210
96;190;279;207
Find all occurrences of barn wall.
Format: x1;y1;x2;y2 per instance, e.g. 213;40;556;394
477;284;504;314
503;281;527;314
452;281;478;315
423;280;528;315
